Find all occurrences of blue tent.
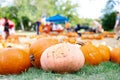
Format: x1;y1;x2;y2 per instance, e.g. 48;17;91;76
46;14;68;23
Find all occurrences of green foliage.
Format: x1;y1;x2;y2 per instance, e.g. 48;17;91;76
0;7;16;18
34;0;57;17
55;0;80;26
101;0;120;31
13;0;58;30
21;16;31;31
0;0;93;31
0;6;20;30
101;12;116;31
0;8;2;18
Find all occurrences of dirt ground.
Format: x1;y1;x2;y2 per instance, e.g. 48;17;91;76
16;31;120;49
91;37;120;49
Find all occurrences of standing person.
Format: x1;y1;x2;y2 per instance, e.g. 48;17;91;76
73;24;82;36
65;22;71;32
35;19;41;35
114;11;120;40
0;24;3;35
3;17;10;40
92;20;104;33
52;23;64;33
74;24;81;32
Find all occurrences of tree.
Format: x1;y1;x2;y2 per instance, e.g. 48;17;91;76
0;6;20;30
101;11;116;31
33;0;56;17
102;0;120;14
0;8;2;18
101;0;120;31
13;0;57;31
14;0;35;30
13;0;81;30
0;0;95;31
55;0;79;24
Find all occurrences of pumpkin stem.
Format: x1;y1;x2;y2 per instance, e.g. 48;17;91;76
7;45;12;48
76;42;85;46
30;54;35;61
116;36;120;40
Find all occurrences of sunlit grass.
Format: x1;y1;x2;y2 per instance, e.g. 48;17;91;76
0;61;120;80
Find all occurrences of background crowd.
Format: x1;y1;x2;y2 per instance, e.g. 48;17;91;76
0;11;120;40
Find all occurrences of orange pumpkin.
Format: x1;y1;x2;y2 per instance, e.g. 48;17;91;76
80;43;102;65
7;34;20;43
30;37;59;68
67;32;79;37
17;34;27;37
63;37;76;44
97;45;110;61
43;24;51;33
110;47;120;64
0;35;3;40
53;29;63;33
41;43;85;73
0;48;31;75
36;33;49;39
94;35;104;40
4;43;32;67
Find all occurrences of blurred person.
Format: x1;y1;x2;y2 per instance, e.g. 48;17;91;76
3;17;10;39
52;23;63;31
92;20;104;33
65;21;71;32
9;24;15;34
35;19;41;35
57;24;64;30
0;24;5;39
114;11;120;40
49;23;53;31
74;24;81;32
73;24;82;36
52;23;64;33
74;24;89;32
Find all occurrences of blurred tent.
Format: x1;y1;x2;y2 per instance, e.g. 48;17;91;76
46;14;69;23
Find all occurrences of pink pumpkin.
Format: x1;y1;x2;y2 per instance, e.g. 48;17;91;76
41;43;85;73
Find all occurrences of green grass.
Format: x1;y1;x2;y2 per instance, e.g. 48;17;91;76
0;61;120;80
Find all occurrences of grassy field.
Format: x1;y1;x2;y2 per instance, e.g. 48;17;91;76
0;61;120;80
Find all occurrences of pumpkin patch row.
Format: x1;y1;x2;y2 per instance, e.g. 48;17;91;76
29;37;120;73
0;33;119;75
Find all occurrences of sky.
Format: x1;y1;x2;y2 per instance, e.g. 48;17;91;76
0;0;14;7
74;0;108;19
0;0;108;19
